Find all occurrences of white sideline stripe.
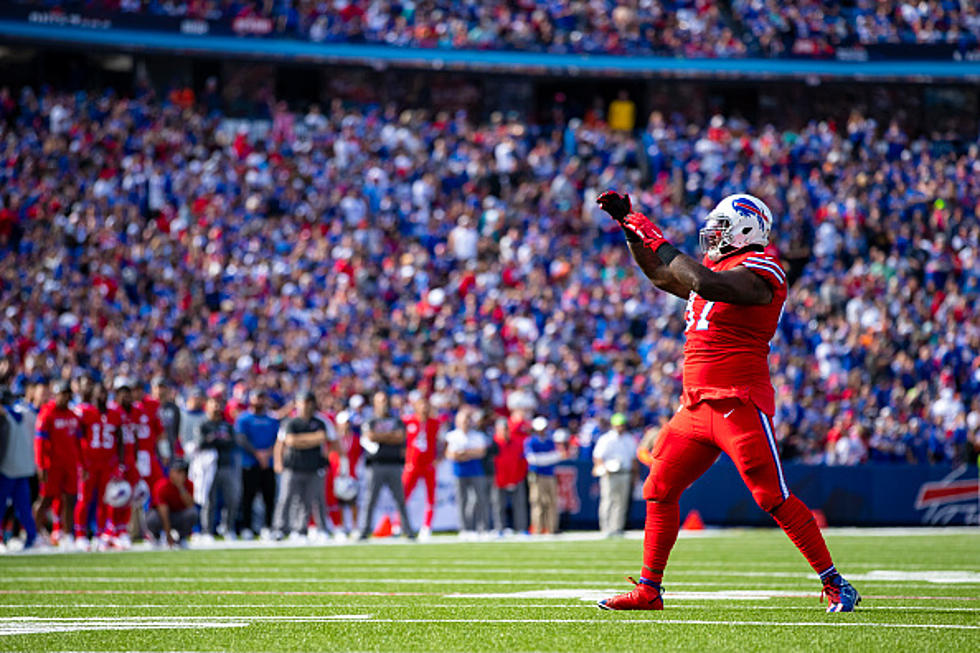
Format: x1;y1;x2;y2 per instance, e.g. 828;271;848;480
6;569;980;584
3;527;975;556
287;617;980;630
0;622;248;635
5;616;372;622
0;577;787;587
1;617;975;632
1;604;978;612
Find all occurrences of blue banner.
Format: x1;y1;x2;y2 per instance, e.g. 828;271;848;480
558;459;979;530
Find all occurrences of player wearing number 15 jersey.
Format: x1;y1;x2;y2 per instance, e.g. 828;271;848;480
74;382;122;543
594;192;860;613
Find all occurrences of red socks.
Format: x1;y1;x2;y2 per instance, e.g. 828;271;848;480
641;494;835;586
771;495;834;576
641;500;679;585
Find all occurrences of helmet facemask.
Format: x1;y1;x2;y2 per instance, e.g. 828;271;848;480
699;214;734;261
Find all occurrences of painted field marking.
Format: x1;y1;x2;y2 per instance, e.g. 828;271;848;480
5;569;978;586
1;616;976;633
0;621;249;636
0;588;976;601
0;577;801;587
299;617;980;630
0;603;978;612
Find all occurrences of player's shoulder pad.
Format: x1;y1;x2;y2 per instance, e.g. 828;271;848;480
740;254;786;288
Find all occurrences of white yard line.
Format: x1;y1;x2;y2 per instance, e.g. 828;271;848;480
301;617;980;629
2;527;975;557
0;603;978;611
1;616;976;632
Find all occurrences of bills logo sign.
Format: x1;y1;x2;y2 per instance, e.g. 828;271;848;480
914;466;978;525
732;197;766;232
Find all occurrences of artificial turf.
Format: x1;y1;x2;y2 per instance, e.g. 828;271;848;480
1;528;978;652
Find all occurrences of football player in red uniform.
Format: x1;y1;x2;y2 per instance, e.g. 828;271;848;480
107;377;145;547
595;192;860;613
33;380;82;546
74;381;122;546
402;392;442;539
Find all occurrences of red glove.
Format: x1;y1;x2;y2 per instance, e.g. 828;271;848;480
622;212;669;251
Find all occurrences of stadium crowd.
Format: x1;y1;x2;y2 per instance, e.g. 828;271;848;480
15;1;980;56
0;81;978;548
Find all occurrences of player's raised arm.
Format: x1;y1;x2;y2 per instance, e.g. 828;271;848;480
596;191;772;305
596;192;689;299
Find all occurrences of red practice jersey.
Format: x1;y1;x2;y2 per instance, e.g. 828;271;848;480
681;249;787;416
77;403;122;469
404;414;440;468
34;403;82;470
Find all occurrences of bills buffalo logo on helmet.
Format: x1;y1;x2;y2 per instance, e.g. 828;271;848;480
732;198;766;231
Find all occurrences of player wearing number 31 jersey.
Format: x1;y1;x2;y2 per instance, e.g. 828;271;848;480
594;191;860;613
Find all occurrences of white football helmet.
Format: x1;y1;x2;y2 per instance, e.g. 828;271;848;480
333;474;358;502
133;479;151;504
104;478;133;508
700;194;773;261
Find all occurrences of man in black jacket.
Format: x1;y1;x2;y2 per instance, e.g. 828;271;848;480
272;392;336;539
357;392;415;540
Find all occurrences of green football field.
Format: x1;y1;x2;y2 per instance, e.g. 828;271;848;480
1;529;978;652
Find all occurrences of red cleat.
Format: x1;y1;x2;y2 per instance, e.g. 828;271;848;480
597;577;664;610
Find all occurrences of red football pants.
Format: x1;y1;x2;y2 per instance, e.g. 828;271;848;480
403;464;436;529
75;465;113;537
641;398;832;583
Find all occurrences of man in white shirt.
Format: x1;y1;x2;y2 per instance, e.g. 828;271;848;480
592;413;637;536
444;406;491;537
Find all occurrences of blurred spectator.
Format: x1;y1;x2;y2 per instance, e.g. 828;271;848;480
525;416;563;534
272;392;335;540
195;396;243;539
592;413;637;536
445;406;491;537
146;458;196;547
0;386;38;550
491;416;529;534
147;377;180;466
236;389;279;539
358;392;414;539
608;91;637;132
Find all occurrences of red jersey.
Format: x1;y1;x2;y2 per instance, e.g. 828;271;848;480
141;396;165;440
151;476;194;512
111;402;141;470
681;249;787;415
493;430;528;488
34;403;82;469
77;403;122;469
404;414;440;468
